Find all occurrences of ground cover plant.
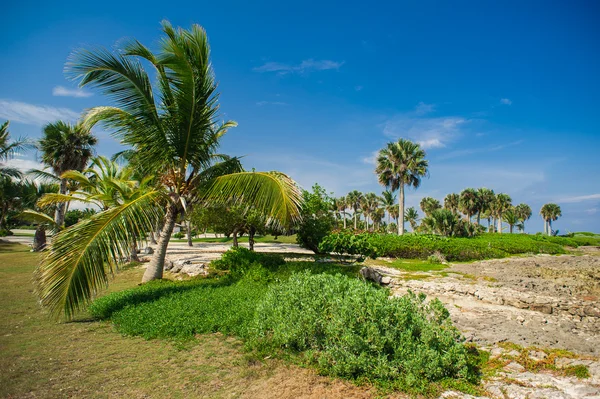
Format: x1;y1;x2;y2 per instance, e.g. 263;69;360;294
90;248;482;395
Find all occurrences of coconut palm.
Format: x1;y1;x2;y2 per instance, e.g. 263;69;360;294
502;208;520;233
404;206;419;232
494;193;512;234
476;188;495;225
336;197;348;229
372;207;385;231
35;22;302;320
375;138;429;235
514;203;532;233
346;190;363;230
443;193;460;215
381;190;396;231
39;120;97;227
419;197;441;217
421;208;458;237
20;181;60;251
361;192;380;231
0;121;32;178
459;188;478;222
540;203;561;235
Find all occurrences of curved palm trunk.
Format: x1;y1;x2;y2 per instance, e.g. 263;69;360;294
142;205;177;283
33;225;47;252
54;178;68;227
398;184;405;235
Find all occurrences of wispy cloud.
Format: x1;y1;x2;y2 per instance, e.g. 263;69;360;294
361;150;379;165
415;102;435;116
0;99;79;126
4;158;45;173
253;59;344;74
52;86;93;98
500;98;512;105
558;193;600;203
436;140;524;160
256;101;288;106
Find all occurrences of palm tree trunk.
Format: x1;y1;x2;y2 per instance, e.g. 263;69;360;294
186;220;193;247
509;224;513;234
477;211;481;225
354;210;357;230
398;184;405;235
232;228;239;247
33;225;47;252
54;178;68;227
387;213;391;233
549;220;553;235
129;238;140;262
149;230;157;245
487;218;491;232
248;226;256;251
343;214;346;229
142;205;177;283
497;215;502;234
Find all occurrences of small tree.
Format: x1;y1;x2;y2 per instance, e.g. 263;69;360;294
296;184;335;253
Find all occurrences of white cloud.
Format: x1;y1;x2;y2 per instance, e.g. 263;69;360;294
4;158;45;173
558;193;600;203
256;101;288;106
500;98;512;105
586;208;598;215
383;113;468;149
361;150;379;165
436;140;524;160
52;86;93;98
0;99;79;126
415;102;435;116
253;59;344;74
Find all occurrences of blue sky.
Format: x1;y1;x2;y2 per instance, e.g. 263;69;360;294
2;0;599;233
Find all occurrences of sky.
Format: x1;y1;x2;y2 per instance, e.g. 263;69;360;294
1;0;599;233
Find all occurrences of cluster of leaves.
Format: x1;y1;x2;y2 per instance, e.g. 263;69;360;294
64;209;96;227
419;209;485;237
295;184;336;253
319;232;571;261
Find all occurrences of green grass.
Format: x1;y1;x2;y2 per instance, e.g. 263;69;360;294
172;234;298;244
367;257;448;272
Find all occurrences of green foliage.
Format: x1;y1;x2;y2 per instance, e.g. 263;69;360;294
295;184;335;253
250;272;478;393
64;209;96;227
320;232;570;262
210;247;285;276
172;232;184;239
0;228;14;237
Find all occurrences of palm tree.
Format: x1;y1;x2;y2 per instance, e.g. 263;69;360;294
514;203;532;233
35;22;302;320
459;188;478;222
0;121;32;178
334;197;348;229
372;207;385;231
375;139;429;235
360;192;380;231
346;190;363;230
381;190;396;231
443;193;460;215
476;188;495;225
421;208;458;237
20;181;60;251
494;193;512;234
39;120;97;227
419;197;441;217
404;206;419;232
540;203;561;235
503;207;519;233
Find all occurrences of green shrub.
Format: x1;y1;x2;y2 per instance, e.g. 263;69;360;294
318;231;378;259
0;229;13;237
249;272;478;392
173;232;184;239
210;247;285;276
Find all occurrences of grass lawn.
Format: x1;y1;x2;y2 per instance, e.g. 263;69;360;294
0;241;378;399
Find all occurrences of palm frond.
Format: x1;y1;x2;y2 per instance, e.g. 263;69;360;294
27;168;60;182
35;190;164;319
20;209;58;227
0;166;23;178
202;171;302;228
38;193;98;208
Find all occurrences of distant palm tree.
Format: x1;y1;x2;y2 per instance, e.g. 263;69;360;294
443;193;460;215
540;203;561;235
0;121;32;178
459;188;478;222
376;138;429;235
514;203;532;233
419;196;441;217
346;190;363;230
372;207;385;231
404;206;419;232
20;181;60;251
476;187;495;225
39;120;97;227
503;207;520;233
381;190;396;231
494;193;512;234
337;197;348;229
421;208;458;237
361;192;380;231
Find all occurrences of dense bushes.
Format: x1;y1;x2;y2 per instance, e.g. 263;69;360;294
250;272;477;392
320;232;569;261
210;246;285;276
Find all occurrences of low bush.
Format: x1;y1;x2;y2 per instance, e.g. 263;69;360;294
172;232;184;239
0;229;13;237
210;247;285;276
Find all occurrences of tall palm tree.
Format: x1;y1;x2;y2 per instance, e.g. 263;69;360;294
35;22;302;320
458;188;478;222
476;187;495;225
540;203;561;235
514;203;532;233
335;197;348;229
375;138;429;235
503;207;519;233
404;206;419;232
346;190;363;230
0;121;32;178
443;193;460;215
381;190;396;231
39;120;97;227
494;193;512;234
419;196;441;217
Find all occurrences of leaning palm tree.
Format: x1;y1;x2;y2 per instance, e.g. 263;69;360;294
540;203;561;235
458;188;478;222
443;193;460;215
39;120;97;227
35;21;302;320
375;139;429;235
404;206;419;232
0;121;32;178
419;196;441;217
514;203;532;233
494;193;512;234
476;187;495;225
381;190;396;231
346;190;363;230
